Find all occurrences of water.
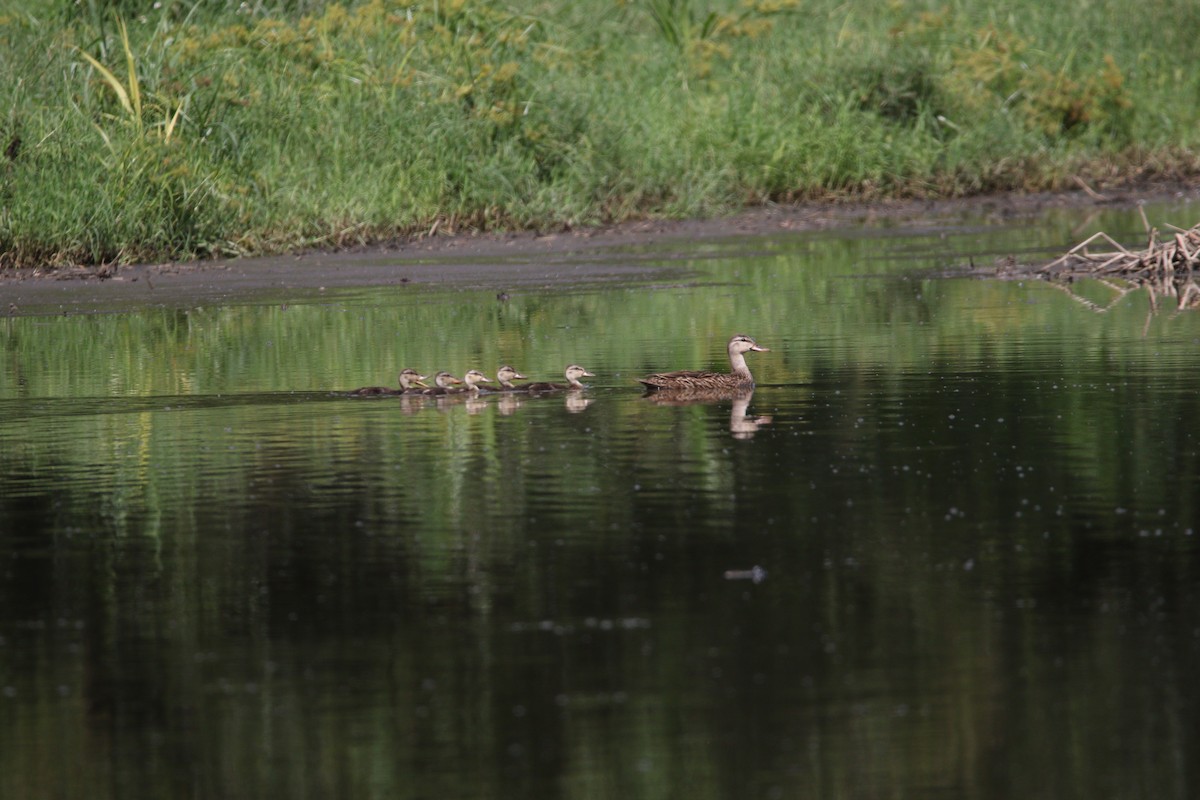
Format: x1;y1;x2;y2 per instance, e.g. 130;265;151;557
3;200;1200;799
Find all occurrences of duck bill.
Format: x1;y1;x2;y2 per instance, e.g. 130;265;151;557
750;344;770;352
582;370;596;377
413;379;429;388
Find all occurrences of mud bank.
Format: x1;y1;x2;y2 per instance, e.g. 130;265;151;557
3;183;1197;316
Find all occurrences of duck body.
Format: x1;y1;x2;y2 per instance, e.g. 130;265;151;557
524;364;595;392
639;334;768;392
352;368;428;396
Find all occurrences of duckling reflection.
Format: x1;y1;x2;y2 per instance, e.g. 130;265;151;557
564;391;594;414
496;393;524;416
431;392;489;413
398;392;425;415
464;395;489;415
642;387;771;439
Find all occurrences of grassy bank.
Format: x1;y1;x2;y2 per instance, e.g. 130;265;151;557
2;0;1198;269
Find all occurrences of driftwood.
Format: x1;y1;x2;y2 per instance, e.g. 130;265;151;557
1034;210;1200;313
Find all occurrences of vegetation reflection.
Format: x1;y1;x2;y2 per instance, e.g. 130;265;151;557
2;216;1200;799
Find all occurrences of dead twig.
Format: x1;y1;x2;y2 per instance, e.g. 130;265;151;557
1072;176;1108;201
1029;219;1200;313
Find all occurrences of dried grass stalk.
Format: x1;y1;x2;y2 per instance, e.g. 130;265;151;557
1035;215;1200;311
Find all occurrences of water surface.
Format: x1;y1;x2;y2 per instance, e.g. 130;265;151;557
3;200;1200;799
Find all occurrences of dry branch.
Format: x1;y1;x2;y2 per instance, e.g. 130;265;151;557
1034;218;1200;311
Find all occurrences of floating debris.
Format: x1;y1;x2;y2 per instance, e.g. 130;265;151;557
507;617;651;634
1034;209;1200;312
723;565;768;583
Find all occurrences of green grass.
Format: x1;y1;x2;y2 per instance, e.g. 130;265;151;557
2;0;1199;269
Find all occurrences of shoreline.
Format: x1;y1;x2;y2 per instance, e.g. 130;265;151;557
2;181;1197;316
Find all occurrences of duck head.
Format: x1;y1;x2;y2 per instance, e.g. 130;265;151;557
431;371;463;389
565;364;595;381
398;368;428;390
729;334;769;355
462;369;492;389
496;365;527;388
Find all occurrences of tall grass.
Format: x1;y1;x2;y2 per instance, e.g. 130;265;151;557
1;0;1198;269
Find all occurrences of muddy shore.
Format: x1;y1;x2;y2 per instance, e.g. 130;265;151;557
3;182;1196;316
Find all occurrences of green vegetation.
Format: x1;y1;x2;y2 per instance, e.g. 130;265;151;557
2;0;1198;269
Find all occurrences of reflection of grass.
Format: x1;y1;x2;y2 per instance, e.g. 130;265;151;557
1;0;1199;268
4;229;1200;800
6;220;1199;401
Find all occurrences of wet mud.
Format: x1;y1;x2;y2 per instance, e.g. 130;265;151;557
3;181;1197;316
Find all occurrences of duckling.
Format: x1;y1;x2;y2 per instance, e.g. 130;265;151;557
453;369;493;394
351;368;428;396
638;334;769;392
524;364;595;392
494;364;528;391
420;371;464;395
397;368;430;393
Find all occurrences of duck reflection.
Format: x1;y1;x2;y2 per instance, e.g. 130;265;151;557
398;393;425;415
496;393;523;416
642;387;771;439
564;391;594;414
389;382;595;416
431;392;490;415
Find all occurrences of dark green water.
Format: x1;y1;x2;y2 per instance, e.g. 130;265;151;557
3;202;1200;799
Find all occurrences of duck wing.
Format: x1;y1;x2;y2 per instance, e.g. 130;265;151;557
637;370;725;390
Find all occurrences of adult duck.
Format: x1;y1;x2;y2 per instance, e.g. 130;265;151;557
351;368;428;396
638;334;768;392
524;364;595;392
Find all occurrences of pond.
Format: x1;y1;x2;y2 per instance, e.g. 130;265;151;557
3;198;1200;799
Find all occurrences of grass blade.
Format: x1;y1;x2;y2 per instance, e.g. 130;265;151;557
118;17;142;130
76;48;132;117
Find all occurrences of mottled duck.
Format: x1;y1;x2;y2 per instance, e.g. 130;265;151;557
638;334;768;392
